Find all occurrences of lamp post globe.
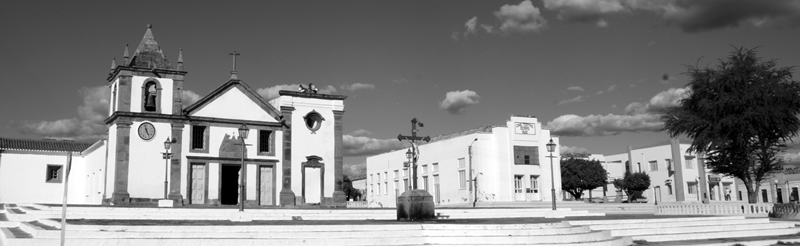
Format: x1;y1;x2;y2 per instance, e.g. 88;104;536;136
546;139;557;211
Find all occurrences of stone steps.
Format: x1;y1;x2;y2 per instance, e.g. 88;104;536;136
567;216;800;244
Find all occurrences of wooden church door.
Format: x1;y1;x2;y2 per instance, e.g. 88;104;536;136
259;166;273;205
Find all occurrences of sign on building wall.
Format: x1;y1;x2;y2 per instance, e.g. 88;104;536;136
514;123;535;135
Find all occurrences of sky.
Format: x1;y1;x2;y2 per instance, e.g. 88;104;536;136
2;0;800;177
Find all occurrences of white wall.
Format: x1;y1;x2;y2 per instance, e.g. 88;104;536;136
275;95;343;201
601;143;737;203
365;115;561;208
192;87;277;122
0;150;90;204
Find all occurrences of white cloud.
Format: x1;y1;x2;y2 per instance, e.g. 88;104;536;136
557;95;585;105
440;90;481;115
181;90;201;107
607;84;617;92
465;16;478;37
344;162;367;178
341;83;376;91
256;84;337;101
16;86;109;141
560;145;589;154
567;86;584;91
481;24;495;33
349;129;373;137
545;113;663;137
543;0;624;26
494;0;548;33
624;87;689;115
343;135;410;157
392;78;408;84
546;87;690;137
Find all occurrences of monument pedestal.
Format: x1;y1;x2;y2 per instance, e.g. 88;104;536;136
396;189;435;221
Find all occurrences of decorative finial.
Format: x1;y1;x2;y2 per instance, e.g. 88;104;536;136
122;44;130;65
177;48;184;71
147;24;152;29
229;51;240;80
110;58;116;73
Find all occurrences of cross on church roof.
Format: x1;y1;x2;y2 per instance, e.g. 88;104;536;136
229;51;241;80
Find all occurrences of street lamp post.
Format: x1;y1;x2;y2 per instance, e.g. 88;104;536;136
468;138;478;207
162;137;174;199
238;124;250;212
546;139;557;211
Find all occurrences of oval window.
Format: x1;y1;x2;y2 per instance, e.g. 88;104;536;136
304;111;324;133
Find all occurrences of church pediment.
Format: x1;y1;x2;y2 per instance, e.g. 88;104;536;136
184;80;281;122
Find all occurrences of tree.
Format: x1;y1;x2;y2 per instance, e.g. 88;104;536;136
561;158;608;200
613;172;651;203
662;47;800;203
342;175;362;201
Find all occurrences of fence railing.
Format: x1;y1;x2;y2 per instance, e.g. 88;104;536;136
655;203;773;217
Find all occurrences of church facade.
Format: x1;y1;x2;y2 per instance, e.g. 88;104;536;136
0;26;346;207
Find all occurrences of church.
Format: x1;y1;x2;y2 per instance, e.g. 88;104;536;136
0;26;347;207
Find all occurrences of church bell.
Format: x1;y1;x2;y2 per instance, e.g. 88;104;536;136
145;94;157;110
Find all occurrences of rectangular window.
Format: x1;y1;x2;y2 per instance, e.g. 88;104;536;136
377;183;381;196
370;174;373;183
458;170;466;189
384;172;388;181
688;182;698;194
514;146;539;165
432;163;439;173
370;184;373;196
384;182;388;195
530;175;539;193
422;165;428;174
190;125;208;151
423;176;429;191
685;157;694;169
458;158;466;168
46;165;63;183
394;180;399;196
666;159;672;171
393;170;399;179
667;185;673;195
403;179;408;191
649;161;658;171
403;168;408;177
257;130;274;155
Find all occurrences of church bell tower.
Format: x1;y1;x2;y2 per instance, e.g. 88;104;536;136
105;25;188;204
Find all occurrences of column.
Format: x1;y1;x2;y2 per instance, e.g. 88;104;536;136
111;118;132;204
168;123;184;201
279;106;296;206
670;138;686;202
332;110;346;206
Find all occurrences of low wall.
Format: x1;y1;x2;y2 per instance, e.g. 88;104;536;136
655;203;773;217
770;203;800;219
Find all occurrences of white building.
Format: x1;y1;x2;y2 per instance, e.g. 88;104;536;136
366;115;562;207
593;139;738;203
0;26;347;207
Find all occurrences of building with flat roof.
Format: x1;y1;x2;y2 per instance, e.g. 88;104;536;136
366;115;562;207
